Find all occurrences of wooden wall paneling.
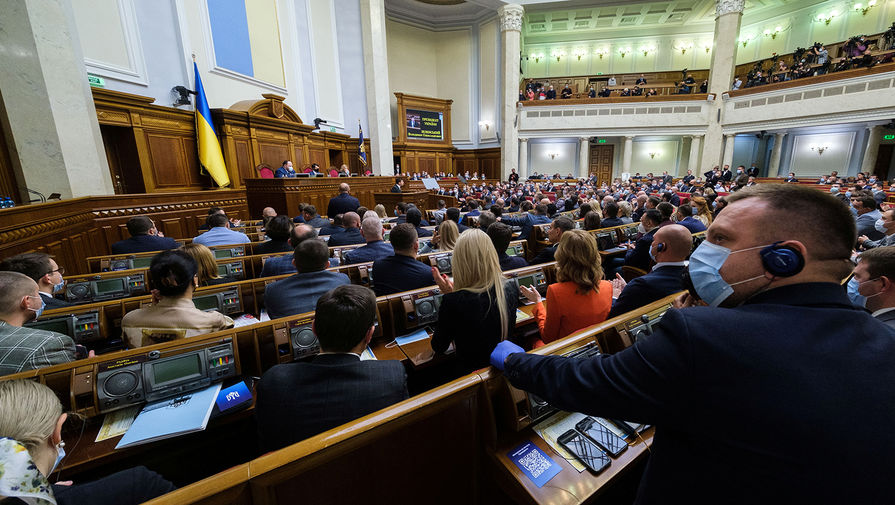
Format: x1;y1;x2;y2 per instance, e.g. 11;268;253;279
234;139;252;181
258;142;290;171
146;134;189;188
160;218;184;239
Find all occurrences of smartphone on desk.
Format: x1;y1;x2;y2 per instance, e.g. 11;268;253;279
575;417;628;457
558;429;610;474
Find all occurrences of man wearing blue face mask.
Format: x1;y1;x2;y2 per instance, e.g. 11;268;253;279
852;247;895;328
490;184;895;504
851;191;884;242
0;253;70;310
0;272;79;376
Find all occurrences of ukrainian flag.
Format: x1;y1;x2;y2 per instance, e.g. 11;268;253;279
193;62;230;188
358;122;367;166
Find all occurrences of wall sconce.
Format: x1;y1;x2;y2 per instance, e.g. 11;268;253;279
763;26;784;39
530;52;544;63
619;47;631;58
703;43;712;53
739;34;754;47
551;49;566;61
854;0;877;15
675;41;694;55
641;45;656;57
595;48;609;59
573;48;586;61
810;144;831;155
547;151;560;160
648;152;660;159
816;11;838;25
478;121;491;131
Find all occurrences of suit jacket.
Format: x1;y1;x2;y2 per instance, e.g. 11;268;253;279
747;166;759;177
342;241;393;265
863;232;895;249
39;292;70;310
856;210;885;241
256;354;408;452
274;167;296;178
252;239;291;255
875;309;895;328
305;216;331;229
624;228;656;271
318;225;345;237
327;193;360;217
500;213;552;240
600;217;624;228
111;235;180;254
258;255;295;277
530;244;557;265
264;270;351;319
607;265;686;319
372;254;434;296
498;252;528;272
414;226;433;238
720;169;733;181
391;184;402;193
327;228;365;246
676;216;707;233
505;283;895;504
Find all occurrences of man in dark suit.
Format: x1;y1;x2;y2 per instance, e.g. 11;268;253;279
110;216;179;254
274;160;296;178
623;209;661;272
784;172;799;183
302;205;330;229
372;224;433;296
499;204;552;240
256;284;408;452
747;163;760;178
853;191;884;242
327;213;365;246
405;208;432;237
342;217;393;265
487;223;528;271
608;224;689;318
853;246;895;328
327;183;360;217
859;209;895;249
0;253;71;310
390;178;404;193
492;183;895;504
672;205;707;233
530;217;574;265
600;202;624;228
720;164;733;182
445;208;470;233
317;214;345;237
264;239;350;319
682;169;695;184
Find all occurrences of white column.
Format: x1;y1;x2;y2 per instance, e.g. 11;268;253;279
861;125;884;174
498;4;524;181
722;134;736;168
577;137;589;179
360;0;394;176
622;136;635;175
0;0;113;200
768;132;787;176
518;138;529;180
688;135;703;174
701;0;745;170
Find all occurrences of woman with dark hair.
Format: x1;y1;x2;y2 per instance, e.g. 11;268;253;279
254;215;293;254
121;250;233;348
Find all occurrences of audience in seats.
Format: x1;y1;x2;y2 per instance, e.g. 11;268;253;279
302;205;330;229
445;208;470;233
672;204;707;233
192;213;250;246
405;208;432;237
431;230;517;373
253;215;293;254
859;208;895;249
500;203;551;240
531;217;574;265
608;224;691;318
111;216;178;254
318;213;345;237
487;223;528;272
0;272;79;376
121;251;233;348
0;380;176;504
327;182;360;217
372;224;433;296
198;207;241;231
420;220;460;254
341;217;393;265
0;253;70;310
852;192;885;242
853;247;895;328
180;243;226;286
599;202;623;228
432;200;447;225
258;224;317;278
620;209;662;272
255;285;408;453
327;212;365;246
264;239;350;319
583;212;602;231
521;230;612;347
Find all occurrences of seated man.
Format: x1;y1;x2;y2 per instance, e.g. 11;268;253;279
342;217;394;265
623;209;662;272
0;253;70;310
852;192;884;242
487;223;528;272
599;202;624;228
317;213;345;237
302;205;330;229
258;224;317;278
327;212;365;246
500;203;552;240
608;224;690;318
405;208;432;238
0;271;80;376
530;217;574;265
445;208;470;233
264;239;350;319
673;205;707;233
859;209;895;249
256;284;408;452
111;216;179;254
372;224;434;296
274;160;296;178
853;247;895;328
192;213;250;246
198;206;241;231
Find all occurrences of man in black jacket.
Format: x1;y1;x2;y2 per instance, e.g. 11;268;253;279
111;216;179;254
327;183;360;217
256;284;408;452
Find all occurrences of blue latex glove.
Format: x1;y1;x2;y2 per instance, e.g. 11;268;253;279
490;340;524;371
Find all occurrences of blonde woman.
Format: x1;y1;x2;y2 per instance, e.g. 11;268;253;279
691;196;713;227
180;242;224;286
373;204;388;219
617;200;635;224
520;230;612;346
419;220;459;254
431;229;517;372
0;380;175;504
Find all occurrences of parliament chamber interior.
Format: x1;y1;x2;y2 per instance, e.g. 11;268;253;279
1;0;894;503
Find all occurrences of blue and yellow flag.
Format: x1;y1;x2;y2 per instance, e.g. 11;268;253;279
193;62;230;187
358;122;367;166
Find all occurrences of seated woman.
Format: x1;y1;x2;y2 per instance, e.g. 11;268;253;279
180;243;225;286
418;220;459;254
253;215;293;254
0;379;175;505
691;195;714;227
373;204;388;220
431;229;517;372
121;251;234;348
520;230;612;347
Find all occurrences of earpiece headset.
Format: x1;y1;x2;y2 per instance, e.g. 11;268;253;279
655;242;666;252
759;241;804;277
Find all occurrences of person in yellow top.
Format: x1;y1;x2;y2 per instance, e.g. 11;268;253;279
121;250;233;348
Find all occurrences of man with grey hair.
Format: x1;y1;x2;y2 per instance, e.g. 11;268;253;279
342;217;394;265
0;271;80;376
327;212;365;246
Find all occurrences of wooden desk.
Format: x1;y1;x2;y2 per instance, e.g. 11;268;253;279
374;191;430;213
243;176;398;218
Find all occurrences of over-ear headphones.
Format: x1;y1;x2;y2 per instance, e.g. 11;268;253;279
759;241;804;277
655;242;666;252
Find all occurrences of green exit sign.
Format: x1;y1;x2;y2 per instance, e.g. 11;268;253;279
597;139;607;143
87;74;105;88
885;134;895;140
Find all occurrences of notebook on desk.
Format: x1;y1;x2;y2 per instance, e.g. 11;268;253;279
116;383;222;449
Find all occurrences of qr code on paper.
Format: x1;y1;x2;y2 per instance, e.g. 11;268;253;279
519;448;551;478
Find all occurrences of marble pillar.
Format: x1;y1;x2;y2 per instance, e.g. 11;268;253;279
360;0;394;176
622;136;635;175
722;134;736;169
860;125;884;174
577;137;589;179
769;132;787;176
0;0;113;200
701;0;745;170
498;4;523;181
688;135;703;175
518;138;529;180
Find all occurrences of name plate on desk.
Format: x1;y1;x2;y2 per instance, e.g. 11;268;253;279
507;441;562;488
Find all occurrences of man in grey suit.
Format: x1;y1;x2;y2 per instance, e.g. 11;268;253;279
853;247;895;328
255;284;408;452
263;239;350;319
859;209;895;249
852;192;884;242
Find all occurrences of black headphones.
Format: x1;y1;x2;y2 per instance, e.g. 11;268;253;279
759;241;804;277
655;242;666;252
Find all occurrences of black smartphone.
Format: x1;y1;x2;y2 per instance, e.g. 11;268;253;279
575;417;628;457
605;418;638;438
681;269;702;302
558;429;610;474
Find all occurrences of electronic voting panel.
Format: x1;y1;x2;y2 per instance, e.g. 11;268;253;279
25;311;102;344
105;256;154;272
617;303;671;344
212;246;245;259
272;309;384;364
216;261;245;281
66;274;147;303
595;232;618;251
507;267;547;304
427;252;453;275
192;288;243;316
506;243;525;257
95;339;237;413
396;287;443;334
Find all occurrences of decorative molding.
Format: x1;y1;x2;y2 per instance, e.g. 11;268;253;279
82;0;149;86
498;4;524;32
716;0;746;17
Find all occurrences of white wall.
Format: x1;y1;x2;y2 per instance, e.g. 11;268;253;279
788;131;858;177
529;140;577;175
630;139;682;175
478;18;498;144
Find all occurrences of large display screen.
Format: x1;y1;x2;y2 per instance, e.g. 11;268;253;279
406;109;444;140
95;278;125;294
152;353;201;386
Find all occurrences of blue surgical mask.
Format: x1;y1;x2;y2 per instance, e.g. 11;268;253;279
50;444;66;474
847;277;868;308
53;279;65;294
687;241;769;307
845;191;852;198
875;218;887;234
27;295;46;319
